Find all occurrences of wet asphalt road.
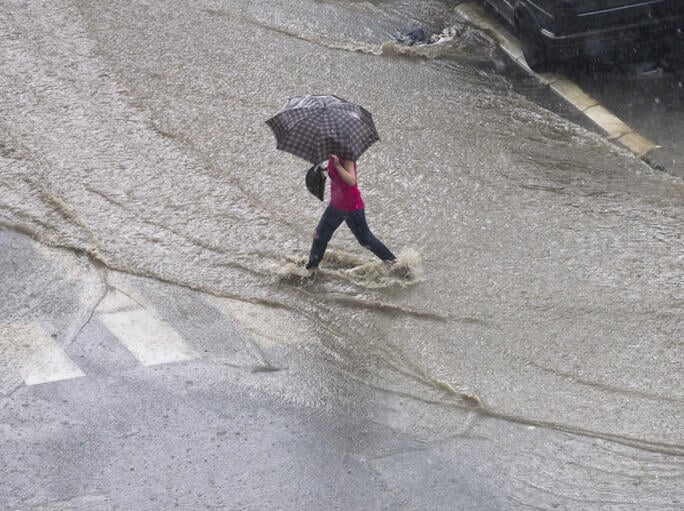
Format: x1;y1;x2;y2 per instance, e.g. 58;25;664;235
2;227;682;510
1;1;682;509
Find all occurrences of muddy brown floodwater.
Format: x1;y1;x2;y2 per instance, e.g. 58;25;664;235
1;0;682;508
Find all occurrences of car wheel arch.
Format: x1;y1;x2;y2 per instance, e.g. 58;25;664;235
513;1;539;33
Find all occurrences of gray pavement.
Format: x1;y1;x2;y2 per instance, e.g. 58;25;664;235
0;228;507;510
1;349;505;510
2;227;682;510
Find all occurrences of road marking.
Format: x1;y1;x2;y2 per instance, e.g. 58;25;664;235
96;289;197;366
208;296;317;347
455;1;658;157
0;323;85;385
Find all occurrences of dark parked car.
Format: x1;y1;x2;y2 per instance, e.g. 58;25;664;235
482;0;684;71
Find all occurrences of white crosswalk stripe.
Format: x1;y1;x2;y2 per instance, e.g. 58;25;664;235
0;323;85;385
0;290;199;387
208;295;316;347
96;289;198;366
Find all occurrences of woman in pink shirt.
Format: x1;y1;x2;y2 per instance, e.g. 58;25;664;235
306;154;396;270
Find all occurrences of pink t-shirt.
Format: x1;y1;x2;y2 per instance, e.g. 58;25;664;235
328;157;365;212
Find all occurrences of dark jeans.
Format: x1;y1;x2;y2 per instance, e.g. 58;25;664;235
306;205;396;269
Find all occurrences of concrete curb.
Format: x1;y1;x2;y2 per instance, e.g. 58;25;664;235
454;2;659;158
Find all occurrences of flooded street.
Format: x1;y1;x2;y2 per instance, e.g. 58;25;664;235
1;0;683;508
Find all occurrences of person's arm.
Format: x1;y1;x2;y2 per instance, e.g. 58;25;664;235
331;155;356;186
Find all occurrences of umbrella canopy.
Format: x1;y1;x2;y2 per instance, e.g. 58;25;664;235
265;95;380;164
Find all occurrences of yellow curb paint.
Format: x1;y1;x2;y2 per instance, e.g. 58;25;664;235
583;105;633;138
618;131;659;157
503;40;525;62
550;79;599;111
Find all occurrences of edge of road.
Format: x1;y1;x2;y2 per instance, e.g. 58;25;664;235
454;2;673;171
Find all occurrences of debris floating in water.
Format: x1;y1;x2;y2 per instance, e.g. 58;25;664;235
396;26;457;47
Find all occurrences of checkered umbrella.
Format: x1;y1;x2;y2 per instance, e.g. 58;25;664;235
265;95;380;165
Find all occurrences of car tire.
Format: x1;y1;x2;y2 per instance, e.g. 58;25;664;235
516;10;554;72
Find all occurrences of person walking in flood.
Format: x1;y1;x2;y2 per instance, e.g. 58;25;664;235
306;154;396;271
